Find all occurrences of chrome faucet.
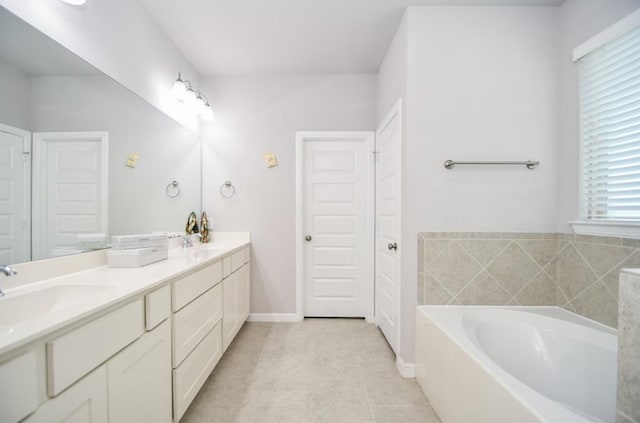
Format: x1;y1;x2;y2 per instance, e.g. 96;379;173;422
0;265;17;297
182;233;202;249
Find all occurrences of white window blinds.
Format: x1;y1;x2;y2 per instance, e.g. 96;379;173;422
580;25;640;221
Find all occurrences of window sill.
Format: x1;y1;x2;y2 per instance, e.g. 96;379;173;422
569;221;640;240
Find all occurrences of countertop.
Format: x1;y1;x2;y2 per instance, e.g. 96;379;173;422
0;238;250;356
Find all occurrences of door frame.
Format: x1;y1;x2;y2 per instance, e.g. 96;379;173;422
295;131;375;322
32;131;109;260
375;99;402;353
0;122;32;262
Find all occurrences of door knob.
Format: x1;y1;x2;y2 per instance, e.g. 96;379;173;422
388;242;397;251
305;235;312;242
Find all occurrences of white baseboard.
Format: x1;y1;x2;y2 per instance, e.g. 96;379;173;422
247;313;302;322
396;355;416;378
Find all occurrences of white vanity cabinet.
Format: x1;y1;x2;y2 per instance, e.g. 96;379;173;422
171;260;224;422
20;286;173;423
222;247;250;351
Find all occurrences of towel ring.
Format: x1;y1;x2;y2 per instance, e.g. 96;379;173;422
220;181;236;198
166;180;180;198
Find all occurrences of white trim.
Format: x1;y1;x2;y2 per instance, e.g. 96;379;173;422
32;131;109;260
0;122;31;263
295;131;375;322
573;7;640;61
396;355;415;378
569;220;640;240
247;313;302;323
374;98;403;355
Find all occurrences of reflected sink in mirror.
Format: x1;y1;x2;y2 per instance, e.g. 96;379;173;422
0;285;112;327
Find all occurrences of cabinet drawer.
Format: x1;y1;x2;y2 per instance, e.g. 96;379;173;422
172;284;222;367
172;261;222;312
46;300;144;396
173;322;222;422
231;250;245;273
222;256;232;278
145;285;171;330
0;350;39;422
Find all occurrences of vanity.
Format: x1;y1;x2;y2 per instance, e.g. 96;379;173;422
0;234;251;423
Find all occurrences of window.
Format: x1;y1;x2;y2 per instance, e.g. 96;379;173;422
578;24;640;222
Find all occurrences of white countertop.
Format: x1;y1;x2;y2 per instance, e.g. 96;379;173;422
0;239;249;356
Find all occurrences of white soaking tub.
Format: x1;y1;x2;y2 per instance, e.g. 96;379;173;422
415;306;617;423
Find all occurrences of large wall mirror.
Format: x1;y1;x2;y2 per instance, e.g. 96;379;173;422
0;7;202;264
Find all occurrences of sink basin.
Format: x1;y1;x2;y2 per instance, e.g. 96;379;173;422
0;285;112;326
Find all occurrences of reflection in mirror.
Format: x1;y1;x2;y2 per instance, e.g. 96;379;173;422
0;7;202;264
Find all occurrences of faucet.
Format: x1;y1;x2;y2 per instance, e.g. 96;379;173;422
0;265;17;298
182;233;202;249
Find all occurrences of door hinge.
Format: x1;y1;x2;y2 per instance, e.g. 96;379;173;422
22;151;30;161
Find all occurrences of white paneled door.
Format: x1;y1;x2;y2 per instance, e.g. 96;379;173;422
299;132;374;319
375;101;402;354
32;132;108;260
0;123;31;264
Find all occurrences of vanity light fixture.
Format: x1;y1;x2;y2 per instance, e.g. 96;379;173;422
59;0;87;5
172;73;214;121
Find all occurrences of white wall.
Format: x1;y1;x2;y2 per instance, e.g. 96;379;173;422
30;75;201;237
202;75;376;314
393;5;559;363
0;63;31;130
555;0;640;232
0;0;201;133
376;13;407;125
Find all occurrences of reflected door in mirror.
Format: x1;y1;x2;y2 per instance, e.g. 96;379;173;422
0;123;31;263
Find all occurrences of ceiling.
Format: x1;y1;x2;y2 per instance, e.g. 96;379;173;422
0;7;98;77
139;0;565;76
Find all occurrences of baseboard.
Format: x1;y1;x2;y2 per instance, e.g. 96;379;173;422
396;355;416;378
247;313;302;322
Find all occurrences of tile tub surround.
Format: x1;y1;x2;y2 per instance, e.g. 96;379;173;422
418;232;640;327
181;319;441;423
617;270;640;423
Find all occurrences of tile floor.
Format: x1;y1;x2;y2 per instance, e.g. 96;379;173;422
181;318;441;423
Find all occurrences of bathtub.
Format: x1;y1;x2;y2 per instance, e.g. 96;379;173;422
415;306;617;423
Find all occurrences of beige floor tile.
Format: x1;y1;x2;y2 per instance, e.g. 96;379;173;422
372;406;441;423
182;319;441;423
362;370;431;407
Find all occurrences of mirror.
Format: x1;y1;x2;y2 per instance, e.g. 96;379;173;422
0;7;202;264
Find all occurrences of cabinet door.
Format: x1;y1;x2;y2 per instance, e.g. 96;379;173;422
238;264;250;324
222;272;239;351
24;366;108;423
107;319;172;423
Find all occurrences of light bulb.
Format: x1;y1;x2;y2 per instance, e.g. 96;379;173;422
201;104;214;121
184;88;197;110
172;77;187;102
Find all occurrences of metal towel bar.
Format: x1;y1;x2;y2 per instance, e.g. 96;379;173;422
443;160;540;170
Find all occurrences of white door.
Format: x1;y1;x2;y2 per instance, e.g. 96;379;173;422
299;132;374;318
0;123;31;264
32;132;108;260
375;101;402;353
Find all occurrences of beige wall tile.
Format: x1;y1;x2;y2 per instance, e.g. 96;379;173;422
456;271;512;305
423;273;453;305
557;244;598;300
571;281;618;327
428;242;481;295
517;239;557;267
574;242;634;277
486;242;539;296
515;271;557;306
457;239;510;266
